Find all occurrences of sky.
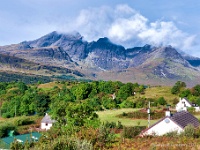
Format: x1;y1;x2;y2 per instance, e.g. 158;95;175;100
1;0;200;56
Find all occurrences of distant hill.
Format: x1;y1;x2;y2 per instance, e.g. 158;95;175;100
0;31;200;86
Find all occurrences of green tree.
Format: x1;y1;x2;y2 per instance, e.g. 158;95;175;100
196;98;200;106
35;93;50;116
156;97;167;105
17;81;28;93
102;96;117;109
171;81;186;94
50;100;68;125
71;83;92;100
171;85;180;94
191;84;200;96
65;103;100;127
117;83;133;100
179;89;191;98
98;81;115;94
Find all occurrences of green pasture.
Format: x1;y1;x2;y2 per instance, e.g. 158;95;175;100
97;108;158;127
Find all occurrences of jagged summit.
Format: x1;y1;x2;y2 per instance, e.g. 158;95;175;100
97;37;111;43
24;31;83;48
0;31;200;86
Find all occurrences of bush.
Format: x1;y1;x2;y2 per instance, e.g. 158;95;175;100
156;97;167;105
122;112;127;116
97;124;116;148
74;139;93;150
194;127;200;138
14;117;34;126
0;123;16;138
164;131;178;137
117;121;123;129
2;112;11;118
188;107;195;114
104;121;116;128
182;124;195;137
121;126;146;138
118;111;164;120
119;100;135;108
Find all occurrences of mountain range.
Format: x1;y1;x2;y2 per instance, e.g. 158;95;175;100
0;31;200;86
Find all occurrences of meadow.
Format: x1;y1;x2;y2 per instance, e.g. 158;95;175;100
97;108;158;127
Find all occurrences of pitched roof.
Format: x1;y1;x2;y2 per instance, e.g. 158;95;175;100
41;113;56;123
182;97;192;106
141;111;200;135
170;111;200;128
140;116;168;134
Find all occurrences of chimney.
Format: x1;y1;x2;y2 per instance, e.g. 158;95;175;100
165;110;171;117
165;107;171;117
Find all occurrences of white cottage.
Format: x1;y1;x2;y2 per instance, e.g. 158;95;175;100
176;97;200;112
140;110;200;136
41;113;56;130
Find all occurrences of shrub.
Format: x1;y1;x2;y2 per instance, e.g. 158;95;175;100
188;107;195;114
122;112;127;116
182;124;195;137
2;112;12;118
121;126;146;138
74;139;93;150
14;117;34;126
117;121;123;129
10;139;24;150
164;131;178;137
97;124;116;148
104;121;116;128
156;97;167;106
0;124;16;138
119;100;135;108
118;110;164;120
194;127;200;138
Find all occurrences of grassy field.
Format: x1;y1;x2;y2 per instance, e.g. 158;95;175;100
97;108;158;127
195;114;200;119
37;81;63;89
137;86;179;103
97;108;200;128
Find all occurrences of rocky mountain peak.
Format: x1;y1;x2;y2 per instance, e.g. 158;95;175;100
26;31;83;48
96;37;111;43
1;31;200;86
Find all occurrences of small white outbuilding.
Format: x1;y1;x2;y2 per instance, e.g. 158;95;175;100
41;113;56;130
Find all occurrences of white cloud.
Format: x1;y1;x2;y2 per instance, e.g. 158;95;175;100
63;4;198;54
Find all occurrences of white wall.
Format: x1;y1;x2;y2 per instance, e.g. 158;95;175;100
176;98;191;112
143;118;183;136
41;123;53;130
194;106;200;112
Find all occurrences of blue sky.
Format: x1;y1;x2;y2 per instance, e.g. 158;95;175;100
1;0;200;56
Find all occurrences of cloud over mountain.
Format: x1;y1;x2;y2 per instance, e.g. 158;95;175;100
63;4;197;52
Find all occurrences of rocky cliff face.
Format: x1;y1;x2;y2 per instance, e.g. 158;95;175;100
19;31;193;70
0;31;200;86
25;31;88;61
85;37;128;70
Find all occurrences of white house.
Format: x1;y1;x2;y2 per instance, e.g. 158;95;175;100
140;110;200;136
41;113;56;130
176;97;200;112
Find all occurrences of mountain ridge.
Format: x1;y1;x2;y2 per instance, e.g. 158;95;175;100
0;31;200;86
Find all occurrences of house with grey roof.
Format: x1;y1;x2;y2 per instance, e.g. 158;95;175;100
41;113;56;130
140;110;200;136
